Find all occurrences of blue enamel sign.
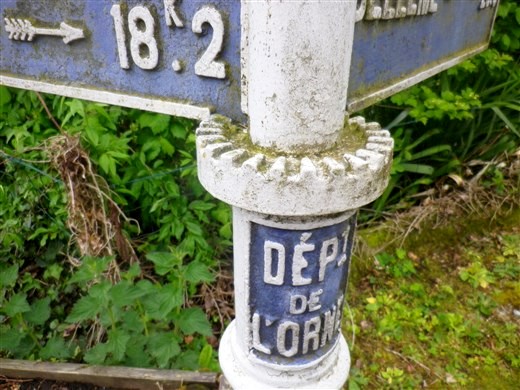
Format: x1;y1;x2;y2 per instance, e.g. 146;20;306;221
347;0;499;111
0;0;498;121
249;215;357;365
0;0;242;121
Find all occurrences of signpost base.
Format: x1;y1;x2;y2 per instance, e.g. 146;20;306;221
219;321;350;390
197;115;393;389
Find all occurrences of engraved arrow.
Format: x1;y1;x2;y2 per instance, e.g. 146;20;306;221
4;18;84;44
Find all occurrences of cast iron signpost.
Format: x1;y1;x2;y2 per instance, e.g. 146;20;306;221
0;1;499;389
0;1;497;121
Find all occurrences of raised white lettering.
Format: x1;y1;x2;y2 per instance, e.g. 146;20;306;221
366;0;382;20
110;5;129;69
292;233;314;286
407;0;418;16
289;295;307;315
335;294;345;333
263;241;285;285
320;305;337;347
252;313;271;354
192;7;226;79
480;0;498;9
164;0;184;28
395;0;408;18
302;316;321;354
289;289;322;314
357;0;439;22
128;6;159;70
277;321;299;357
382;0;396;20
319;237;338;282
355;0;367;22
337;226;351;267
308;289;323;312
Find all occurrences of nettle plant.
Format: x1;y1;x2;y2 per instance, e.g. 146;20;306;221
0;86;231;370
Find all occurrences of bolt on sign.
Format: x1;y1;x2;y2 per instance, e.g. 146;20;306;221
0;0;498;122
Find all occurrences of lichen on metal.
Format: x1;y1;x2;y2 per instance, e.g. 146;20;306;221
196;115;393;217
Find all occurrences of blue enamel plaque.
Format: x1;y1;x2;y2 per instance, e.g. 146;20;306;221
0;1;498;120
347;0;499;111
249;215;357;365
0;0;242;121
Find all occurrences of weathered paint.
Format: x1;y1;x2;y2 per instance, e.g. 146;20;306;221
347;0;499;111
242;1;357;151
0;1;498;123
0;0;242;121
196;116;393;217
249;215;356;366
218;209;354;389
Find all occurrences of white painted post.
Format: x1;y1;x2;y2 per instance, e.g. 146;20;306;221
197;1;393;389
243;2;356;151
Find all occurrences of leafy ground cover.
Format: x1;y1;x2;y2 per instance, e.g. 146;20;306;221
0;87;231;372
0;0;518;386
345;154;520;389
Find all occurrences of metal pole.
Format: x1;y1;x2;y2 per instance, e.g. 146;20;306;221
197;1;393;388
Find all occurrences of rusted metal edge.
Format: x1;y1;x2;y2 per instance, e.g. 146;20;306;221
0;358;219;389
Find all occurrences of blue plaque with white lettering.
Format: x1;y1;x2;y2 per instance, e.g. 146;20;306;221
0;0;498;120
347;0;499;111
248;215;356;365
0;0;242;121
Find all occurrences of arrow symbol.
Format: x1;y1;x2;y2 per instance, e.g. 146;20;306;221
4;18;84;44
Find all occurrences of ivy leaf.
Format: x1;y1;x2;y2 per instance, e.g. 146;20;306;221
135;279;155;296
84;343;108;365
170;121;187;139
68;257;113;287
88;281;111;306
109;280;146;307
0;327;23;352
120;311;144;334
198;344;213;370
141;284;182;320
146;251;183;275
4;293;30;317
124;336;151;367
174;350;199;371
24;297;51;326
40;336;73;360
175;307;212;337
0;86;12;107
219;223;232;240
147;331;180;368
189;201;215;212
0;264;18;288
43;264;63;281
184;261;214;284
122;263;141;281
98;153;112;175
138;113;170;135
107;329;130;362
66;295;102;323
159;137;175;156
185;220;203;236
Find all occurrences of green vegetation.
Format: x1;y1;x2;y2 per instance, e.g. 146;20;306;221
0;0;519;387
0;88;229;370
362;0;520;219
346;198;520;389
